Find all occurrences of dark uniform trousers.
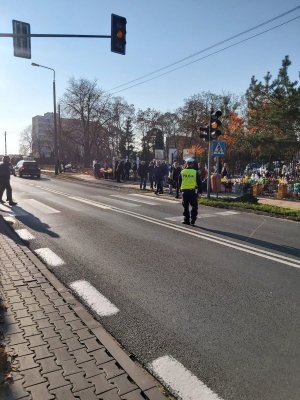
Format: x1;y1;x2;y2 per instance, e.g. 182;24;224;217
182;189;198;223
0;181;13;202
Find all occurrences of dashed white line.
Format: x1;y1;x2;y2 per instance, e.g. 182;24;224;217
110;194;157;205
16;229;35;241
35;248;65;267
69;280;119;317
149;355;223;400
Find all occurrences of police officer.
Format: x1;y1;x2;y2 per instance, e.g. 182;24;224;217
179;158;202;226
0;156;17;206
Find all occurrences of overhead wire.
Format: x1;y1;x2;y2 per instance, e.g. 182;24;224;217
110;15;300;95
108;6;300;94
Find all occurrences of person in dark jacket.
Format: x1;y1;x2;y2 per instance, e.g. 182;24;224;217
137;161;148;190
0;156;17;206
154;160;164;194
148;161;155;190
116;161;124;182
124;160;131;181
169;161;182;198
178;158;202;226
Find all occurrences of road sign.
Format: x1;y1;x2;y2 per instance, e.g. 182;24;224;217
212;141;226;157
12;20;31;59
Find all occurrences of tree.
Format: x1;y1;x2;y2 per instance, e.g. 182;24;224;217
61;78;109;167
245;56;300;165
119;117;135;159
19;125;32;155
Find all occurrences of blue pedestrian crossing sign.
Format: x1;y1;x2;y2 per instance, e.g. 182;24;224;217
212;141;226;157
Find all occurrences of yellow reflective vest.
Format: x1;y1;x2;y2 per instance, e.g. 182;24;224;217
180;168;197;190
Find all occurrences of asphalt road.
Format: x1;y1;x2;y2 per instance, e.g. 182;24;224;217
1;175;300;400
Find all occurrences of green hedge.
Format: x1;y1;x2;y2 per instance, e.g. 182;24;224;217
199;196;300;221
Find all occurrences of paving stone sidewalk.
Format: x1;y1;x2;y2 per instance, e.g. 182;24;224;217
0;218;169;400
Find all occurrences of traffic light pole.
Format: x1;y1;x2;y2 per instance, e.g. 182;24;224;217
206;123;212;199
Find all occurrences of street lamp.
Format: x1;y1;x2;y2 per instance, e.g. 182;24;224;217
31;62;59;175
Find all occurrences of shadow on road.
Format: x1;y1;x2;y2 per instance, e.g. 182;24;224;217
197;226;300;259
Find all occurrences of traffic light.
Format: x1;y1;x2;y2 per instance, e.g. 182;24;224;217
210;110;222;139
111;14;126;55
12;20;31;59
199;110;223;141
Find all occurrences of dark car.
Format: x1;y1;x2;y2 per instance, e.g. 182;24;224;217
14;160;41;178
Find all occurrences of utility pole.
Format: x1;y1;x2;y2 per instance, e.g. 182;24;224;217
4;131;7;155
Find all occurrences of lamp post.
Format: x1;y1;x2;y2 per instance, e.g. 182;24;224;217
31;62;59;175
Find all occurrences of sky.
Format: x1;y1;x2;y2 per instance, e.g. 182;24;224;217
1;0;299;154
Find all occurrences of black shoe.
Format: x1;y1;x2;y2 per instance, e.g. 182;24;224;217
182;221;190;225
191;221;196;226
0;200;5;204
9;201;17;206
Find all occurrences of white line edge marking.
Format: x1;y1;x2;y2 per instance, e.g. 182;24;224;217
131;193;178;203
110;194;157;205
16;229;35;241
149;356;223;400
35;248;65;267
69;280;119;316
33;185;300;269
68;196;111;209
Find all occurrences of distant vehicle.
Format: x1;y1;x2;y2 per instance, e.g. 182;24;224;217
14;160;41;178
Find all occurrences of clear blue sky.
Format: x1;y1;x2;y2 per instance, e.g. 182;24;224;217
1;0;299;154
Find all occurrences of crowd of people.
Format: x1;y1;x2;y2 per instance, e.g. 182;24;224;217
107;159;209;197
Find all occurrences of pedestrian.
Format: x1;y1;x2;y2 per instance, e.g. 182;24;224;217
116;160;124;182
93;161;101;179
170;161;182;198
124;160;131;181
154;160;164;194
132;162;138;181
137;161;148;190
221;162;229;178
161;161;169;188
148;161;155;190
179;158;202;226
0;156;17;206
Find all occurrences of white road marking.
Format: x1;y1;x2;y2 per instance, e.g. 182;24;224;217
69;280;119;317
68;196;111;209
16;229;35;241
27;199;60;214
98;196;141;208
165;211;239;221
110;195;157;205
3;216;16;224
149;356;223;400
35;248;65;267
216;210;240;215
131;193;178;203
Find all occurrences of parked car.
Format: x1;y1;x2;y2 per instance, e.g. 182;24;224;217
14;160;41;178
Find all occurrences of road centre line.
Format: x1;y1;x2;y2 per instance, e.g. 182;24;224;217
69;280;119;316
131;193;178;203
149;355;223;400
34;185;300;269
110;194;157;205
